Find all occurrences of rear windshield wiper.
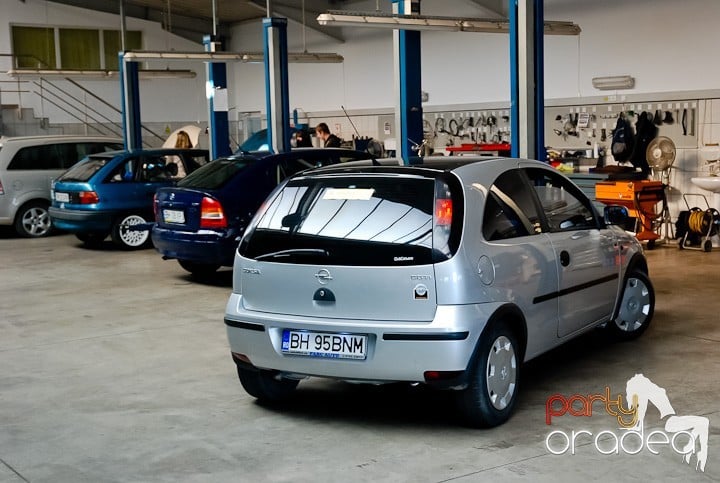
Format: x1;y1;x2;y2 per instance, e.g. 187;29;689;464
255;248;329;261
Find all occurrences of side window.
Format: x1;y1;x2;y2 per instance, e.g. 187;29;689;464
140;156;174;182
56;143;80;169
525;168;597;232
76;142;119;163
482;191;530;241
482;170;539;241
108;158;137;183
8;144;63;170
181;153;210;173
284;158;317;177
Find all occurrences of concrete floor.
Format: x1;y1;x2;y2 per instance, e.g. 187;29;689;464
0;230;718;483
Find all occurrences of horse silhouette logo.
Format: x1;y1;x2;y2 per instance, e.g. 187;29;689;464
626;374;709;472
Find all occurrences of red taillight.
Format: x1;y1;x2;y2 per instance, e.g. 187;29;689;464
200;196;227;228
0;178;4;195
79;191;99;204
435;198;453;226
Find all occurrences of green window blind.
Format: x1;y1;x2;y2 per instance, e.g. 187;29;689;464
11;26;56;69
104;30;142;71
59;28;101;70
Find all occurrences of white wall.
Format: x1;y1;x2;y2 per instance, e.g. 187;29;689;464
228;0;720;112
5;0;720;123
0;0;207;124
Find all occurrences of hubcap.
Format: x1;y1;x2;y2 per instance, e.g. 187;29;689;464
22;207;51;236
118;215;149;247
486;335;517;411
616;277;651;332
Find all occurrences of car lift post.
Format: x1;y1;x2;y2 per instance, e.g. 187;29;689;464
119;53;142;151
204;35;232;159
510;0;545;161
263;17;291;154
393;0;424;165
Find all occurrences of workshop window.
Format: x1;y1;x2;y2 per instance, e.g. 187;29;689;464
60;28;101;70
104;30;143;70
11;26;56;69
11;25;142;71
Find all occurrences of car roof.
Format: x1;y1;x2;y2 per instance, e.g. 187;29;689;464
299;156;508;177
0;135;123;146
88;148;209;159
224;147;373;161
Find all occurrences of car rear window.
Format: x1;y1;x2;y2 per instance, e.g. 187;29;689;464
178;157;254;189
56;155;112;182
239;173;463;266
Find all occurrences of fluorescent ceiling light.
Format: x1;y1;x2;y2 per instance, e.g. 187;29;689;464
591;75;635;90
123;50;343;64
240;52;344;63
123;51;246;61
317;11;581;35
7;68;196;79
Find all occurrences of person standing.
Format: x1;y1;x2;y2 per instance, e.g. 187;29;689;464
169;130;192;177
315;123;342;148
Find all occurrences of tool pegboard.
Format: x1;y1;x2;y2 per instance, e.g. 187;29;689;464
545;100;698;155
423;110;512;153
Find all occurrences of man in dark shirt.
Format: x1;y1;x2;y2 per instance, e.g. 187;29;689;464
315;122;342;148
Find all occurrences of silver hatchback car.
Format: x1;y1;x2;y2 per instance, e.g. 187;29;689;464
224;157;654;427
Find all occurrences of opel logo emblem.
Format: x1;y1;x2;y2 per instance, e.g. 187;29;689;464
314;269;333;285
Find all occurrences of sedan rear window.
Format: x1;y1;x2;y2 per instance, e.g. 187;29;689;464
240;174;462;266
178;157;254;189
56;155;112;181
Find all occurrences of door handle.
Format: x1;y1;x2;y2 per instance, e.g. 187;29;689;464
560;250;570;267
570;231;589;240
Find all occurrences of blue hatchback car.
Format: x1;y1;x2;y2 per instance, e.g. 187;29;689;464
49;148;209;249
151;148;373;276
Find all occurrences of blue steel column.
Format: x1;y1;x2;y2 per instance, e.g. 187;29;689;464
393;0;423;165
509;0;545;161
204;35;231;159
263;17;291;153
534;0;546;162
509;2;519;158
119;53;142;151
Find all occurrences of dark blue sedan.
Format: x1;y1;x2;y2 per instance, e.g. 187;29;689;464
49;148;209;249
151;148;373;276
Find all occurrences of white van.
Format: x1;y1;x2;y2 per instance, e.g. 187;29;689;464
0;135;123;237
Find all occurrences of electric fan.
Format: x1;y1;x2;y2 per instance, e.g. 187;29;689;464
644;136;677;244
646;136;676;184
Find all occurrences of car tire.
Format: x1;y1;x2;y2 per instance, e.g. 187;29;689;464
76;231;109;247
607;270;654;340
456;323;520;428
178;260;221;277
111;214;151;249
237;367;299;402
14;201;53;238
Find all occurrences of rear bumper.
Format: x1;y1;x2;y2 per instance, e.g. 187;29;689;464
48;206;114;232
225;293;501;384
151;225;240;266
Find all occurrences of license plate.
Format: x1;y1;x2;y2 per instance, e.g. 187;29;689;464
55;192;70;203
281;330;367;360
163;209;185;224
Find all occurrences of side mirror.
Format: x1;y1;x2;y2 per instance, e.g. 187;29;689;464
604;205;629;225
